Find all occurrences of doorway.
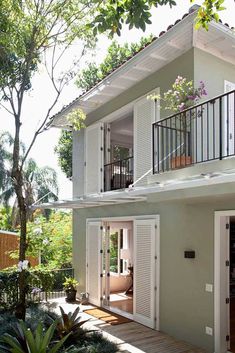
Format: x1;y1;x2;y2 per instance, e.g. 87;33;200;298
86;215;160;329
102;221;133;318
215;211;235;353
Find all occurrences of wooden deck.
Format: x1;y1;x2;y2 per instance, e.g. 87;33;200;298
92;320;208;353
52;298;208;353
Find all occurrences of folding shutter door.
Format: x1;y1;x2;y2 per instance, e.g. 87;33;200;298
133;219;157;329
134;93;159;185
224;81;235;156
86;221;103;306
85;122;104;194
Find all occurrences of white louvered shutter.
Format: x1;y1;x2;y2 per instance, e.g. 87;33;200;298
134;93;159;185
85;122;104;194
224;81;235;156
133;219;156;328
86;222;102;306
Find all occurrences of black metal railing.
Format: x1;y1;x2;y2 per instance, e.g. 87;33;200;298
153;90;235;174
104;156;134;191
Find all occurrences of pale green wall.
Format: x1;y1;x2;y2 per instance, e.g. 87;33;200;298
73;197;235;352
72;47;235;352
194;48;235;97
85;49;194;126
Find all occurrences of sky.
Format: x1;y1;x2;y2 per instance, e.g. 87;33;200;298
0;0;234;201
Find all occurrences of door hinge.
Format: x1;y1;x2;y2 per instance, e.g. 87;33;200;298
84;161;86;167
100;225;103;230
100;273;103;278
226;223;230;230
226;260;230;267
226;335;230;342
100;249;103;254
226;297;230;304
100;146;103;151
155;255;157;260
154;286;157;291
155;225;157;229
100;168;103;172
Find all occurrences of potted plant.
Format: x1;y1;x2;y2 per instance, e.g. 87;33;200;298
63;277;79;302
149;76;207;169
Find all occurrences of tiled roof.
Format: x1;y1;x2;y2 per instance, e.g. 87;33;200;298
49;6;234;124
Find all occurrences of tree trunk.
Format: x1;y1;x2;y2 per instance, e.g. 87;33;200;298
12;115;28;320
14;171;28;320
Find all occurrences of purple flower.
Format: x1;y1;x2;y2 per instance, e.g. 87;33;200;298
32;287;41;295
178;102;186;111
187;95;197;101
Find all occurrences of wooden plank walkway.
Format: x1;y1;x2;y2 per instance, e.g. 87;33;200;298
52;298;208;353
91;320;208;353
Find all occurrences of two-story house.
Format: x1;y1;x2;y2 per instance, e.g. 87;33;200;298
44;5;235;353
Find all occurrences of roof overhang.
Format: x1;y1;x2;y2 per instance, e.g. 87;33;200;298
50;14;235;130
34;168;235;209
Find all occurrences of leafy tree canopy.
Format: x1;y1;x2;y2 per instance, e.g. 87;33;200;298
26;211;72;269
55;130;73;179
91;0;227;37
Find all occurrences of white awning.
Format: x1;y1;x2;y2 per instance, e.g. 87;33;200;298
33;168;235;209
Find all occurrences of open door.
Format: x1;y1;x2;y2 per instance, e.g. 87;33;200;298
133;218;159;329
224;81;235;156
86;221;103;306
85;122;104;194
134;90;159;185
215;215;230;353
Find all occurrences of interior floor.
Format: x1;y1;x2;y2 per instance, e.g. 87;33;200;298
109;291;133;314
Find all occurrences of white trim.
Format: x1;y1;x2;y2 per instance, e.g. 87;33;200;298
214;210;235;353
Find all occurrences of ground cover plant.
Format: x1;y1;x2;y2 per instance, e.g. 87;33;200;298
0;304;118;353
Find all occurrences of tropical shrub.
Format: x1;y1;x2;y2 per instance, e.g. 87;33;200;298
0;320;70;353
26;212;72;269
55;306;89;345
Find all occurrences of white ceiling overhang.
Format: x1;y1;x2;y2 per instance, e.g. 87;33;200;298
33;168;235;209
50;15;235;129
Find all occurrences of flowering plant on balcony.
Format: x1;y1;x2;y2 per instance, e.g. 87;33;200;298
149;77;207;167
149;76;207;113
162;76;207;112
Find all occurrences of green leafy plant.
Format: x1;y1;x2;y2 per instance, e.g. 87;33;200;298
63;278;79;292
0;320;70;353
56;306;89;343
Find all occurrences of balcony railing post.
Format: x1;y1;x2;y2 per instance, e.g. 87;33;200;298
219;96;223;160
